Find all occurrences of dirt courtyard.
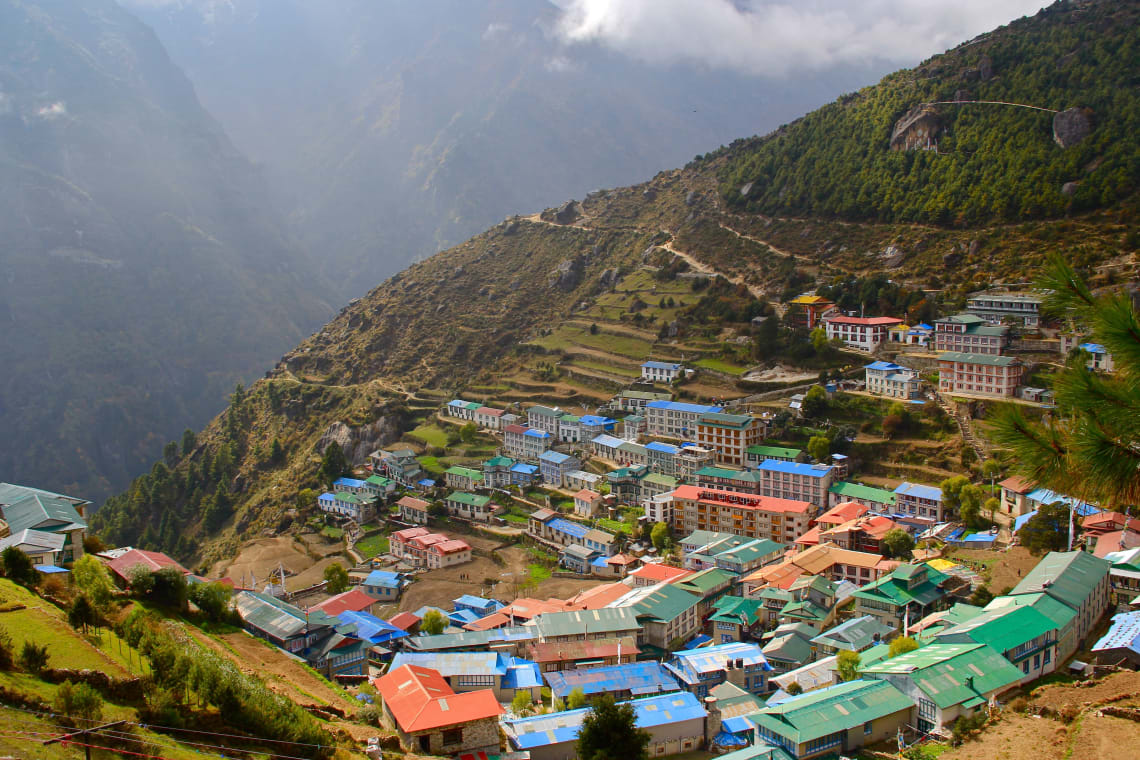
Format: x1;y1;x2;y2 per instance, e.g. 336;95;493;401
944;545;1043;593
209;535;351;592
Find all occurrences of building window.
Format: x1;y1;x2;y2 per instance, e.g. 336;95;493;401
864;721;873;735
441;728;463;746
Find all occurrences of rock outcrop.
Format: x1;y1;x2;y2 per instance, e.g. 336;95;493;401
1053;107;1092;148
316;415;403;466
890;105;941;151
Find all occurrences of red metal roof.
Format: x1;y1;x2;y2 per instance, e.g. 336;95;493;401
397;496;431;510
392;526;432;541
823;315;903;326
672;484;812;514
814;501;870;527
106;549;188;582
308;588;377;616
374;665;501;733
527;636;639;663
998;476;1035;494
629;563;695;584
388;612;422;631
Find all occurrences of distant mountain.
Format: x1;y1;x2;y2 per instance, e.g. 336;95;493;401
126;0;886;296
94;0;1139;561
0;0;334;501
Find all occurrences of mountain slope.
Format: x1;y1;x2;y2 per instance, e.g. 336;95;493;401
0;0;334;501
126;0;888;296
93;0;1139;563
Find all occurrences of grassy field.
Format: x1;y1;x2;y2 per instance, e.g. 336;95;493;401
321;525;344;540
355;533;390;558
568;358;642;377
596;517;631;534
527;563;553;583
694;357;749;376
409;423;450;447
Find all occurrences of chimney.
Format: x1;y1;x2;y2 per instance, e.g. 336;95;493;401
703;696;722;745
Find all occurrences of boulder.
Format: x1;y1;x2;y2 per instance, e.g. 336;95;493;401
551;256;585;291
642;188;657;201
599;268;619;288
890;105;942;151
978;54;994;81
316;416;404;466
685;190;698;206
739;182;754;197
1053;107;1092;148
1062;181;1081;196
554;200;581;224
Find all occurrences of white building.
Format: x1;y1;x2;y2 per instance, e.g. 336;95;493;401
645;400;724;438
966;291;1043;327
822;315;902;352
864;361;922;400
641;361;683;383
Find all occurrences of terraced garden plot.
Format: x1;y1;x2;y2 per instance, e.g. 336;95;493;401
694;357;750;376
409;423;450;447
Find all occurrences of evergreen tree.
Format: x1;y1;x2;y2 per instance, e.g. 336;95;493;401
319;443;349;486
576;693;650;760
181;428;197;456
1;547;37;587
323;563;350;594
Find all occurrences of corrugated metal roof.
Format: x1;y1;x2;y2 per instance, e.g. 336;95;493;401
749;679;913;744
757;461;833;477
544;661;680;697
1009;550;1110;611
531;607;640;638
862;642;1023;709
505;692;705;750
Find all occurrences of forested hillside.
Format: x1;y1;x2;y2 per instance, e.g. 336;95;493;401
719;0;1140;225
92;0;1140;564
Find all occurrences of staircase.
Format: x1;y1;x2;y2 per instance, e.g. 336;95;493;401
937;393;988;462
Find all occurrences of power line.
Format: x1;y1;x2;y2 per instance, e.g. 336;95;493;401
925;99;1059;114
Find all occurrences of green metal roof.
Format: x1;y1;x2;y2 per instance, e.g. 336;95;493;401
334;491;363;504
862;642;1023;709
984;593;1076;630
1009;550;1110;612
559;414;581;423
446;491;491;507
633;583;702;623
780;600;828;623
937;605;1057;655
937;351;1019;366
696;466;763;483
717;539;785;565
762;632;813;664
365;475;393;486
0;483;90;507
828;481;896;505
746;445;803;460
445;466;484;481
642;473;679;487
749;679;914;744
674;567;736;595
852;564;948;609
484;456;515;467
710;596;764;626
0;493;87;534
811;615;894;651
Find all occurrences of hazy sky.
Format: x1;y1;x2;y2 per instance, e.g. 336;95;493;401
553;0;1053;76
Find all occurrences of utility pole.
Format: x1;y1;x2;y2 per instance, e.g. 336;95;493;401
44;720;128;760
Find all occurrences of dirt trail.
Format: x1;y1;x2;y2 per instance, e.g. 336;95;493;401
715;221;818;265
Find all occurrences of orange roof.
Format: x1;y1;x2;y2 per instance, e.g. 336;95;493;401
465;598;568;630
374;665;501;732
106;549;188;582
397;496;431;510
431;539;471;555
998;476;1035;494
574;489;602;501
814;501;870;527
744;560;806;590
607;553;640;566
1093;530;1140;557
819;515;898;542
794;526;822;548
742;542;895;589
566;583;633;610
1082;512;1140;534
671;485;811;515
628;563;695;584
309;588;377;616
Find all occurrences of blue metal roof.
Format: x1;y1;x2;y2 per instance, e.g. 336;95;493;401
683;634;713;649
1026;488;1100;515
539;450;574;463
454;594;500;612
511;462;540;474
894;482;943;501
960;532;997;543
580;415;617;426
544;661;680;698
722;716;756;734
668;642;770;679
864;361;904;371
646;441;681;454
448;609;481;625
547;518;588;539
1092;611;1140;655
642;361;682;370
364;570;403;588
505;692;705;749
591;555;611;567
524;429;552;439
334;477;367;488
1013;511;1037;533
448;399;467;407
1080;342;1107;354
758;460;833;478
646;400;724;414
503;657;543;689
335;611;408;644
591;434;626;448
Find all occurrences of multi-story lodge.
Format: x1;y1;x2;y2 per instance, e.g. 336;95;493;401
695;413;767;467
645;400;724;438
937;352;1023;398
756;460;835;509
966;291;1043;327
822;315;902;351
641;361;684;383
933;314;1010;355
864;361;922;400
671;485;811;546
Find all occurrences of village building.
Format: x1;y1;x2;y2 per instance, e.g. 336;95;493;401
664;641;772;697
862;642;1024;732
796;514;900;554
1090;611;1140;668
744;445;805;467
444;465;484;492
573;489;605;518
628;562;696;588
388;651;541;703
787;294;835;330
997;476;1035;518
892;482;945;521
370;448;425;487
482;455;515;488
676;445;717;480
544;661;680;700
644;491;675;525
756;461;835;509
864;361;922;400
937;352;1023;397
613;582;704;650
362;569;410;599
936;604;1060;683
646;441;681;475
590;433;626;462
695;413;768;467
104;548;189;586
810;615;895;656
613;389;673;413
750;679;914;760
0;483;90;564
510;461;541;487
564;469;602;492
235;590;367;677
445;491;497;522
396;495;430;524
309;588;386;618
363;474;397;500
317;491;376;523
851;563;950;629
527;607;641;644
641;360;684;383
888;322;933;346
708;596;765;643
525;636;640;672
538;450;581;487
502;691;707;760
696;466;765;495
827;482;896;511
683;534;785;575
473;405;507;429
934;314;1011;355
646;400;725;438
606;465;650;501
640;472;679;503
445;399;480;420
966;291;1043;327
375;664;502;756
1005;549;1111;660
822;315;902;352
741;543;897;595
671;485;812;545
503;424;554;460
0;529;65;567
527;404;563;435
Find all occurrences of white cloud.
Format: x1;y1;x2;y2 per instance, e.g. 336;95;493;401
483;22;509;41
36;102;67;120
554;0;1052;76
545;55;580;73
